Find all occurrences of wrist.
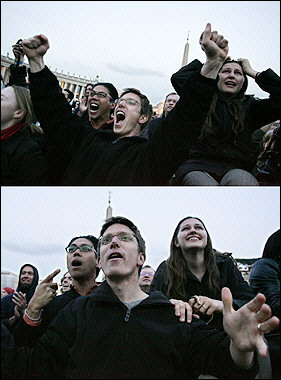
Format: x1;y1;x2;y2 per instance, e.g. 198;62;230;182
201;59;224;79
28;57;45;73
26;304;42;319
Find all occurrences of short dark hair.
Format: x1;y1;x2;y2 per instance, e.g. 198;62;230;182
64;89;74;101
165;92;178;101
66;235;100;278
98;216;146;255
93;82;119;102
121;88;153;129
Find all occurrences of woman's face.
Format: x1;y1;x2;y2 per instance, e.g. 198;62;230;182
217;62;245;95
175;218;208;251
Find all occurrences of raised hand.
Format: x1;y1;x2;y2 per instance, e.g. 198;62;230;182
26;269;61;319
237;58;259;78
12;292;27;318
222;287;279;358
200;23;229;63
22;34;50;60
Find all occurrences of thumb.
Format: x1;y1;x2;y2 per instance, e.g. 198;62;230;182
221;287;233;315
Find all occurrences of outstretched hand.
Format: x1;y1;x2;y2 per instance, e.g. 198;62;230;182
222;287;279;358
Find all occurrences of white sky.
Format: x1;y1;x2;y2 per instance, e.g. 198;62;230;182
1;1;280;104
1;187;280;282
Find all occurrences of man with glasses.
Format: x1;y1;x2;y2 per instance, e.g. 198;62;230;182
21;33;207;185
139;265;155;292
2;216;279;379
12;235;100;347
75;83;118;130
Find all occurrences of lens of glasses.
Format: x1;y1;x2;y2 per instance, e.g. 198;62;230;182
100;233;135;245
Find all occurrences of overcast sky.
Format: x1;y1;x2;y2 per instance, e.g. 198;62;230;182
1;1;280;104
1;187;280;282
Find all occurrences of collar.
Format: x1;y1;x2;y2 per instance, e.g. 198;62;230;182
1;122;25;142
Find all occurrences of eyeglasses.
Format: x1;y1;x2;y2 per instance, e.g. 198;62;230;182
115;98;141;107
89;90;113;101
140;271;154;277
65;244;96;254
99;232;136;245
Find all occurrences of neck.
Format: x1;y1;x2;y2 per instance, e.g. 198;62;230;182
72;276;97;296
90;113;110;129
183;248;206;279
1;119;19;131
107;274;148;303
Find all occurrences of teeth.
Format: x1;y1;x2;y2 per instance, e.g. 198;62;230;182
90;103;99;111
116;111;125;122
226;81;235;85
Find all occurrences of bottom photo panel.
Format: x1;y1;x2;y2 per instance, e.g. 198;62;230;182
1;186;280;379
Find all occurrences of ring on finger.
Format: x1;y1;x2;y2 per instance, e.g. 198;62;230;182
257;323;270;335
192;295;202;305
201;304;207;309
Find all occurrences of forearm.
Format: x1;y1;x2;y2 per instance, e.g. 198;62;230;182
200;58;224;79
230;340;255;368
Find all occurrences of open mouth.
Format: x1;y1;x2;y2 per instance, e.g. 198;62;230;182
71;259;82;268
187;236;200;241
90;103;99;112
225;81;236;86
108;252;123;260
116;111;126;124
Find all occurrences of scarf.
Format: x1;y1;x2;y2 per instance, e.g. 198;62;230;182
1;122;25;142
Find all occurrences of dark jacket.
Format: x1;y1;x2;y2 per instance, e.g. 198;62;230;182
141;114;165;140
1;126;49;185
28;66;217;185
7;64;28;88
1;264;39;332
150;254;256;329
1;281;258;379
171;60;280;182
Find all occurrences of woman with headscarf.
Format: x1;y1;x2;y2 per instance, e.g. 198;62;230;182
171;23;280;186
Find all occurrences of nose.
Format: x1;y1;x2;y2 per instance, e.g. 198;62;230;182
110;236;120;247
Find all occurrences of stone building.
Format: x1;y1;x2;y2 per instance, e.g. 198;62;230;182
1;53;101;100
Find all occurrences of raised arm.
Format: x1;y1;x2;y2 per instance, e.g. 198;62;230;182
22;34;49;72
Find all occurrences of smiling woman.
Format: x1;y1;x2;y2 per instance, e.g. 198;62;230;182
150;216;256;330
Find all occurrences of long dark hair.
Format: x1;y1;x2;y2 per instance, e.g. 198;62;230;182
197;59;248;145
165;217;220;300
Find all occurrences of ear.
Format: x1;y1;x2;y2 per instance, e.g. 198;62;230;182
13;109;25;121
138;252;146;266
138;114;149;127
174;238;180;248
109;101;116;110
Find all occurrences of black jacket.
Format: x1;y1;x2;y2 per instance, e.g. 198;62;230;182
28;66;217;185
150;254;256;329
1;127;49;185
13;286;83;347
171;60;280;181
1;281;258;379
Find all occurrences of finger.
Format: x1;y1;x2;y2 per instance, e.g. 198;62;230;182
221;287;233;314
210;31;218;41
42;269;61;284
256;336;269;358
200;23;212;44
246;293;266;313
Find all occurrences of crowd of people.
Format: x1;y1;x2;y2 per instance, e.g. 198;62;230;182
1;23;280;185
1;214;280;379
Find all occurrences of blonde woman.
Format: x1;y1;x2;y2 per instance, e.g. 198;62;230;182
1;85;49;184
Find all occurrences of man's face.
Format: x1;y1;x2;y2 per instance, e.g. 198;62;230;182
113;93;148;137
99;223;145;280
61;273;73;292
85;85;94;97
163;94;179;116
87;85;114;123
20;265;34;288
1;86;19;128
139;267;155;287
66;238;98;280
